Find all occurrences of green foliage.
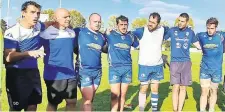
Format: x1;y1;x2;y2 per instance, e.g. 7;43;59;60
69;10;86;28
0;19;7;34
108;15;117;29
42;9;54;21
160;20;170;27
131;18;147;30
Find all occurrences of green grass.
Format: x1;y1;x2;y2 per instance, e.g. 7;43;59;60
1;51;225;111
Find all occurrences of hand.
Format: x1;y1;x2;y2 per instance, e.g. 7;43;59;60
105;28;113;35
27;50;46;58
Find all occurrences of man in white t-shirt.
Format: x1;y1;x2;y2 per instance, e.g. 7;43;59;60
132;12;167;111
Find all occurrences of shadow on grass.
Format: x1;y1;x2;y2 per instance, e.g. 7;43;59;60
124;82;171;111
218;84;225;110
158;82;171;110
192;81;201;111
58;85;140;111
192;81;225;111
145;82;171;111
57;82;172;111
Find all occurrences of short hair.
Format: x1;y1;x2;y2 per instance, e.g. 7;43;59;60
116;15;128;24
149;12;161;24
179;13;189;21
21;1;41;11
89;13;101;21
206;17;219;27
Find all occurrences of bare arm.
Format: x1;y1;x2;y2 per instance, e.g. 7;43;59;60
4;48;45;63
193;41;202;50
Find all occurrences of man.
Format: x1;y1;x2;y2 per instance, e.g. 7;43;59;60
74;13;106;111
40;8;77;111
164;13;201;112
3;1;46;111
132;12;166;111
105;15;138;111
197;17;225;111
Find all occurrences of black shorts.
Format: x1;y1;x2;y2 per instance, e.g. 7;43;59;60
45;77;78;105
6;68;42;111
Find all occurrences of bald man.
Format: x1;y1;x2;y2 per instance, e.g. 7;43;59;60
74;13;106;111
40;8;77;111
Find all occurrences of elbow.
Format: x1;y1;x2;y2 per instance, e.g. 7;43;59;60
4;52;13;63
5;56;11;63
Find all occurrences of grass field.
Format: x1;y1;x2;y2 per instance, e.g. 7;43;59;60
1;51;225;111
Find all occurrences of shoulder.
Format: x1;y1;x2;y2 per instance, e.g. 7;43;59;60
134;27;145;32
73;27;84;33
187;28;195;33
4;23;19;40
40;26;59;39
34;22;45;31
169;27;177;32
196;32;207;39
132;27;145;36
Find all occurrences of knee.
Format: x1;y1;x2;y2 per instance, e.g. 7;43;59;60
83;99;92;105
201;88;209;96
111;92;120;100
26;105;37;111
209;88;218;95
120;92;127;99
66;99;77;105
179;86;186;91
151;87;158;93
140;85;148;93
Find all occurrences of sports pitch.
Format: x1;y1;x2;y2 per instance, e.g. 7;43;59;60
1;51;225;111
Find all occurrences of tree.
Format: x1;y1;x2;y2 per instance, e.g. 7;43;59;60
99;21;105;34
107;15;117;29
131;18;147;30
42;9;54;21
41;9;86;28
69;10;86;28
174;17;194;30
160;20;170;27
0;19;7;34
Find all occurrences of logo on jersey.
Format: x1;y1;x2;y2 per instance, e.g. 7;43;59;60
5;33;13;38
114;43;130;49
113;75;118;80
125;76;131;81
94;35;98;40
121;36;125;40
203;44;218;49
184;37;189;42
176;42;181;48
174;31;178;36
68;32;75;37
208;37;212;40
186;32;189;37
87;43;102;51
183;43;188;49
85;77;90;82
141;74;146;77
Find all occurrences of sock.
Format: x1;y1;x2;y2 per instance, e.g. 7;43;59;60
151;93;159;111
139;92;146;111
